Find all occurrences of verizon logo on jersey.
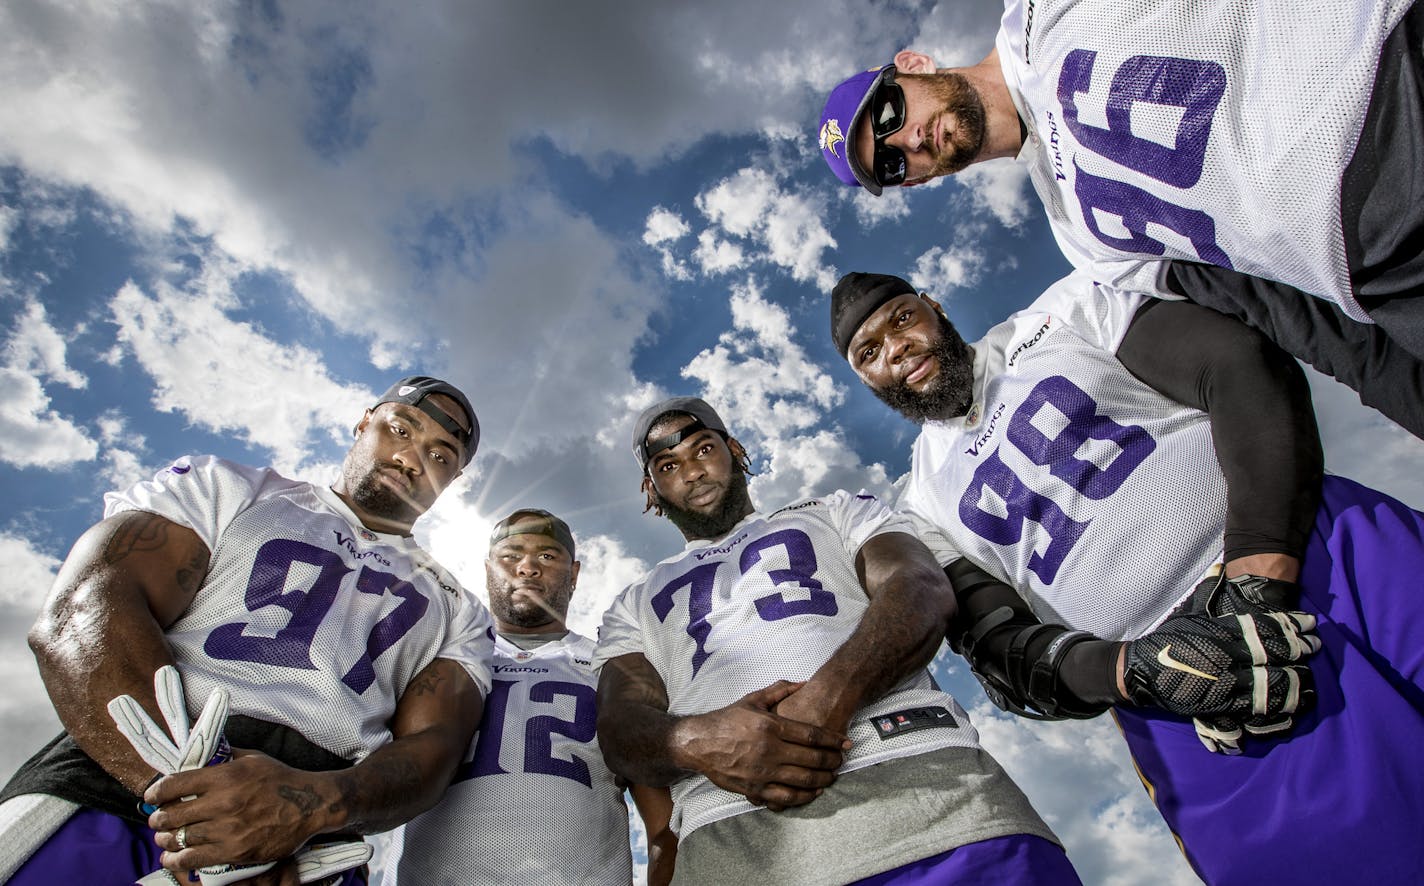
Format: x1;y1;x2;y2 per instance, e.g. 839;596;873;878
1024;0;1037;62
1007;319;1052;367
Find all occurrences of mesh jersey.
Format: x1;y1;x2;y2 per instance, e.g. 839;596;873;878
996;0;1414;320
379;633;631;886
899;273;1228;641
593;490;980;837
104;455;494;762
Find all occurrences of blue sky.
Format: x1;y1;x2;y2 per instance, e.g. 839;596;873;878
2;2;1421;883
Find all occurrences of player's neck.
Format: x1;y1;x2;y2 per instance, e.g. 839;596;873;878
954;56;1023;161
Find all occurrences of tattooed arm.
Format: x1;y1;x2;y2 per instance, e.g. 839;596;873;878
29;510;211;793
144;656;483;872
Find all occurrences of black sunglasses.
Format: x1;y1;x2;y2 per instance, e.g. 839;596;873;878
865;69;908;187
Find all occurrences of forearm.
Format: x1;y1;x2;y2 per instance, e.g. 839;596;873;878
1116;297;1322;561
946;558;1123;717
597;702;697;787
319;658;482;835
29;513;207;793
805;535;956;728
315;727;466;835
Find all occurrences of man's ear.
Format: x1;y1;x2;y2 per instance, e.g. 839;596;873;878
570;559;582;589
352;407;375;438
893;49;937;74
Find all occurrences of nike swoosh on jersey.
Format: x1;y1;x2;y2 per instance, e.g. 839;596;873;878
1158;645;1219;681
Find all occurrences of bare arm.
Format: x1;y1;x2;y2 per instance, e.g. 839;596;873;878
28;510;210;793
596;652;846;810
147;656;483;871
629;783;678;886
775;531;957;735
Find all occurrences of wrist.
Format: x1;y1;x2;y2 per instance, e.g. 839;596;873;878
310;768;352;836
1057;639;1128;706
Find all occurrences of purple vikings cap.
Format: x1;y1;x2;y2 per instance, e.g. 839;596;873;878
819;64;895;196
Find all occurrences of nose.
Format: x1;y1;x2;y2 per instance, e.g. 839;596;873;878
516;555;541;577
886;332;913;365
390;444;424;476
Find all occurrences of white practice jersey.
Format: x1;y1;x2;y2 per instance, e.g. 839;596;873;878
997;0;1413;320
899;274;1228;640
594;490;979;837
105;455;494;762
380;633;631;886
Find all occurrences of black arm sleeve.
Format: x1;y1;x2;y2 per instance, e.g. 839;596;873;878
1166;261;1424;440
946;559;1122;719
1115;298;1323;561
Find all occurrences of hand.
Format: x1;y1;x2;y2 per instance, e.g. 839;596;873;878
677;681;849;811
1189;571;1300;616
146;749;335;873
1123;609;1319;727
773;678;856;739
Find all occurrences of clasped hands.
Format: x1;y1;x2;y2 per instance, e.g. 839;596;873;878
677;679;853;812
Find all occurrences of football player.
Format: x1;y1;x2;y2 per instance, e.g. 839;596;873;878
832;270;1424;884
594;396;1306;884
819;0;1424;439
379;508;676;885
0;376;494;885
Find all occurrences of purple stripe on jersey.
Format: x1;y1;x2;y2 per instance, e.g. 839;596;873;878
9;806;368;885
851;834;1080;885
1116;475;1424;885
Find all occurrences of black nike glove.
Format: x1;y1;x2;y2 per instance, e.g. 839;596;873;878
1189;571;1299;616
1123;609;1320;753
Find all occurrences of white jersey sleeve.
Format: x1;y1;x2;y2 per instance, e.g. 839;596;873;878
104;455;288;550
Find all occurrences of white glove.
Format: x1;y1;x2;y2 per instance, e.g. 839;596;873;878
112;667;370;886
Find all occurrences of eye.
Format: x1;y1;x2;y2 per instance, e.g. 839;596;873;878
698;443;714;456
894;309;913;326
539;552;556;561
859;342;879;365
390;422;409;437
430;450;448;465
657;461;676;473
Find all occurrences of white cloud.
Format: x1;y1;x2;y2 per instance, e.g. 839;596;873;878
955;159;1033;229
908;244;987;298
693;229;747;276
693;169;839;289
0;367;98;469
0;533;63;782
643;208;689;247
679;278;896;504
108;277;372;475
970;702;1200;885
6;299;86;389
0;299;98;469
851;187;914;227
0;533;60;610
1307;366;1424;509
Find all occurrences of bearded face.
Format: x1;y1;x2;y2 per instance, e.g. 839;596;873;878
870;317;976;424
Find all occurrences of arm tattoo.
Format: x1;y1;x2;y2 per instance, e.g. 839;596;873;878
404;662;450;698
102;512;170;565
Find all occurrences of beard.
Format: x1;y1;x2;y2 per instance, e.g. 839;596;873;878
872;320;976;424
347;465;424;525
899;71;987;177
659;468;755;541
489;578;573;629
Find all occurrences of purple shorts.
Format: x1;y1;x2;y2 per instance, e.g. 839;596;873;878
8;805;367;885
1116;475;1424;885
852;834;1080;885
